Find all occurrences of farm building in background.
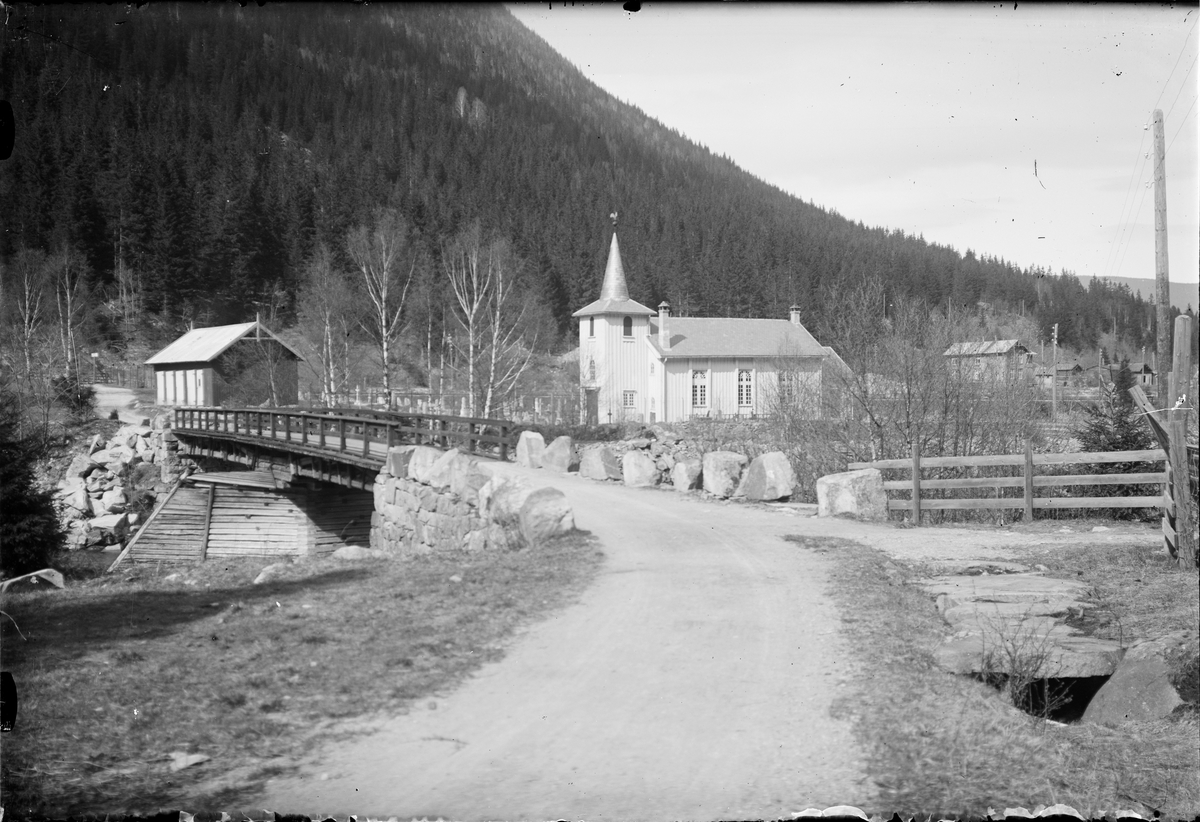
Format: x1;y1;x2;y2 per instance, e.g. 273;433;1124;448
943;339;1033;381
146;321;303;407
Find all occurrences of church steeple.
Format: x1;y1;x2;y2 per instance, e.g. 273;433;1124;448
570;219;655;319
599;233;630;302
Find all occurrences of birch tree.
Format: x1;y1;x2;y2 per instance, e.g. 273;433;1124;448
49;247;91;378
297;243;361;403
5;249;51;376
443;226;536;417
346;208;415;405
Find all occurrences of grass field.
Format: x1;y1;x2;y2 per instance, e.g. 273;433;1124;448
796;534;1199;819
0;533;603;816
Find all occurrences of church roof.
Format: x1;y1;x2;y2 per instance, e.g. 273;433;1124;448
572;233;655;317
647;317;828;359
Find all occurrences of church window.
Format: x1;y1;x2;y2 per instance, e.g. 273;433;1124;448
691;369;708;407
738;369;753;406
622;316;633;338
623;390;636;408
588;317;595;338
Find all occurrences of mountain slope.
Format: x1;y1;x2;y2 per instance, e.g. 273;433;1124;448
0;3;1171;356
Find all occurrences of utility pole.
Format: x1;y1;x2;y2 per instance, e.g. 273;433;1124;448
1153;108;1171;394
1051;322;1058;420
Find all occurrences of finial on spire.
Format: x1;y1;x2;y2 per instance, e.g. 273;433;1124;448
609;211;618;228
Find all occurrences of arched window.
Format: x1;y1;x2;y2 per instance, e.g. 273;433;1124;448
588;317;595;338
622;316;633;338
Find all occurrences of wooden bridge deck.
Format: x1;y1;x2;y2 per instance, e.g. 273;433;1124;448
171;407;518;470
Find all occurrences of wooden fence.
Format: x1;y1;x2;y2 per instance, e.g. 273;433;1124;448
849;444;1168;522
174;407;517;463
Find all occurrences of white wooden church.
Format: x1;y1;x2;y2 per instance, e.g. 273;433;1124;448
573;231;840;425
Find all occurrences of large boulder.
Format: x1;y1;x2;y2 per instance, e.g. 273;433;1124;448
88;513;129;540
100;487;128;513
738;451;796;501
66;453;96;479
702;451;747;498
816;468;888;521
423;449;461;492
449;455;493;507
519;487;575;545
671;458;702;492
385;445;419;478
484;476;535;529
542;436;575;474
515;431;545;468
1083;631;1194;725
622;451;659;487
405;446;447;485
579;447;623;481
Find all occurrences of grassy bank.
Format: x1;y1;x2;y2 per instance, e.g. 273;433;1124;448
0;533;603;816
793;534;1199;818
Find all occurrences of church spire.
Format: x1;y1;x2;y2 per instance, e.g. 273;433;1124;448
598;232;630;302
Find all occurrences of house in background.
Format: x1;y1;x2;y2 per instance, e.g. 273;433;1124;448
146;321;303;406
1109;360;1155;386
943;339;1033;381
573;231;837;424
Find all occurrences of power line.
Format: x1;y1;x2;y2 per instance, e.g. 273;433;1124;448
1112;175;1153;279
1101;124;1151;280
1151;17;1198;113
1167;97;1198;154
1164;55;1198;122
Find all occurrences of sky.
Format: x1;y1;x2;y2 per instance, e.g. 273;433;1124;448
507;3;1200;287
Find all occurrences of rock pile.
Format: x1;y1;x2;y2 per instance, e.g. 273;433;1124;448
518;427;797;502
53;415;182;550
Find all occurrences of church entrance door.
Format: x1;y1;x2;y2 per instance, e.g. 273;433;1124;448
585;389;599;426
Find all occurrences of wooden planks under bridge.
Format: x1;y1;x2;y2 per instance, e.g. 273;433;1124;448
107;470;373;570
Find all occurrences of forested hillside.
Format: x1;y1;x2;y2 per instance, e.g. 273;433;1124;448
1;3;1178;367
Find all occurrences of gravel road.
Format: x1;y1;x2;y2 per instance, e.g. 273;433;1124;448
255;462;1160;819
258;464;877;819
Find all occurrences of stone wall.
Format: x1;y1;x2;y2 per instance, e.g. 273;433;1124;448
371;445;575;555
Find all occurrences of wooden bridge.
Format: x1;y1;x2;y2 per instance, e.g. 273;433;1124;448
171;406;518;489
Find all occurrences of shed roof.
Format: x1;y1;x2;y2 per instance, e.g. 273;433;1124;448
647;317;828;359
145;322;303;365
943;340;1027;357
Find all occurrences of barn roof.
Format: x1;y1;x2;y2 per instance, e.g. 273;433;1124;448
943;340;1027;357
646;317;828;359
145;322;303;365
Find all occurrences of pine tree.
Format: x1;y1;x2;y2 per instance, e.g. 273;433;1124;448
1075;360;1152;453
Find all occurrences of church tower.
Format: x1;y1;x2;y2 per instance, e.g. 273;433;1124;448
572;230;655;424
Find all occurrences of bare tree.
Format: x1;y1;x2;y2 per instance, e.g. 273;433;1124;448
5;249;51;376
346;208;416;405
48;246;91;378
297;243;361;404
443;226;537;417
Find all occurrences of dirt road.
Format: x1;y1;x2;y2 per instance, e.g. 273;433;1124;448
91;383;150;425
257;463;1159;819
258;465;878;819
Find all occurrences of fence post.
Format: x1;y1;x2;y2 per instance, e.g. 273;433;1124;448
500;424;510;461
911;441;922;525
1024;438;1035;523
468;422;477;454
339;418;346;453
362;421;370;458
439;418;448;449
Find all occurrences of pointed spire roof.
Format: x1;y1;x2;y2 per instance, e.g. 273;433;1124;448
572;232;655;318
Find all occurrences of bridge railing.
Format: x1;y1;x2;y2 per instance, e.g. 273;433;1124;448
173;407;516;462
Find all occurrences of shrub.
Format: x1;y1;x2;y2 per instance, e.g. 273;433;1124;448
0;387;65;577
51;373;96;425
